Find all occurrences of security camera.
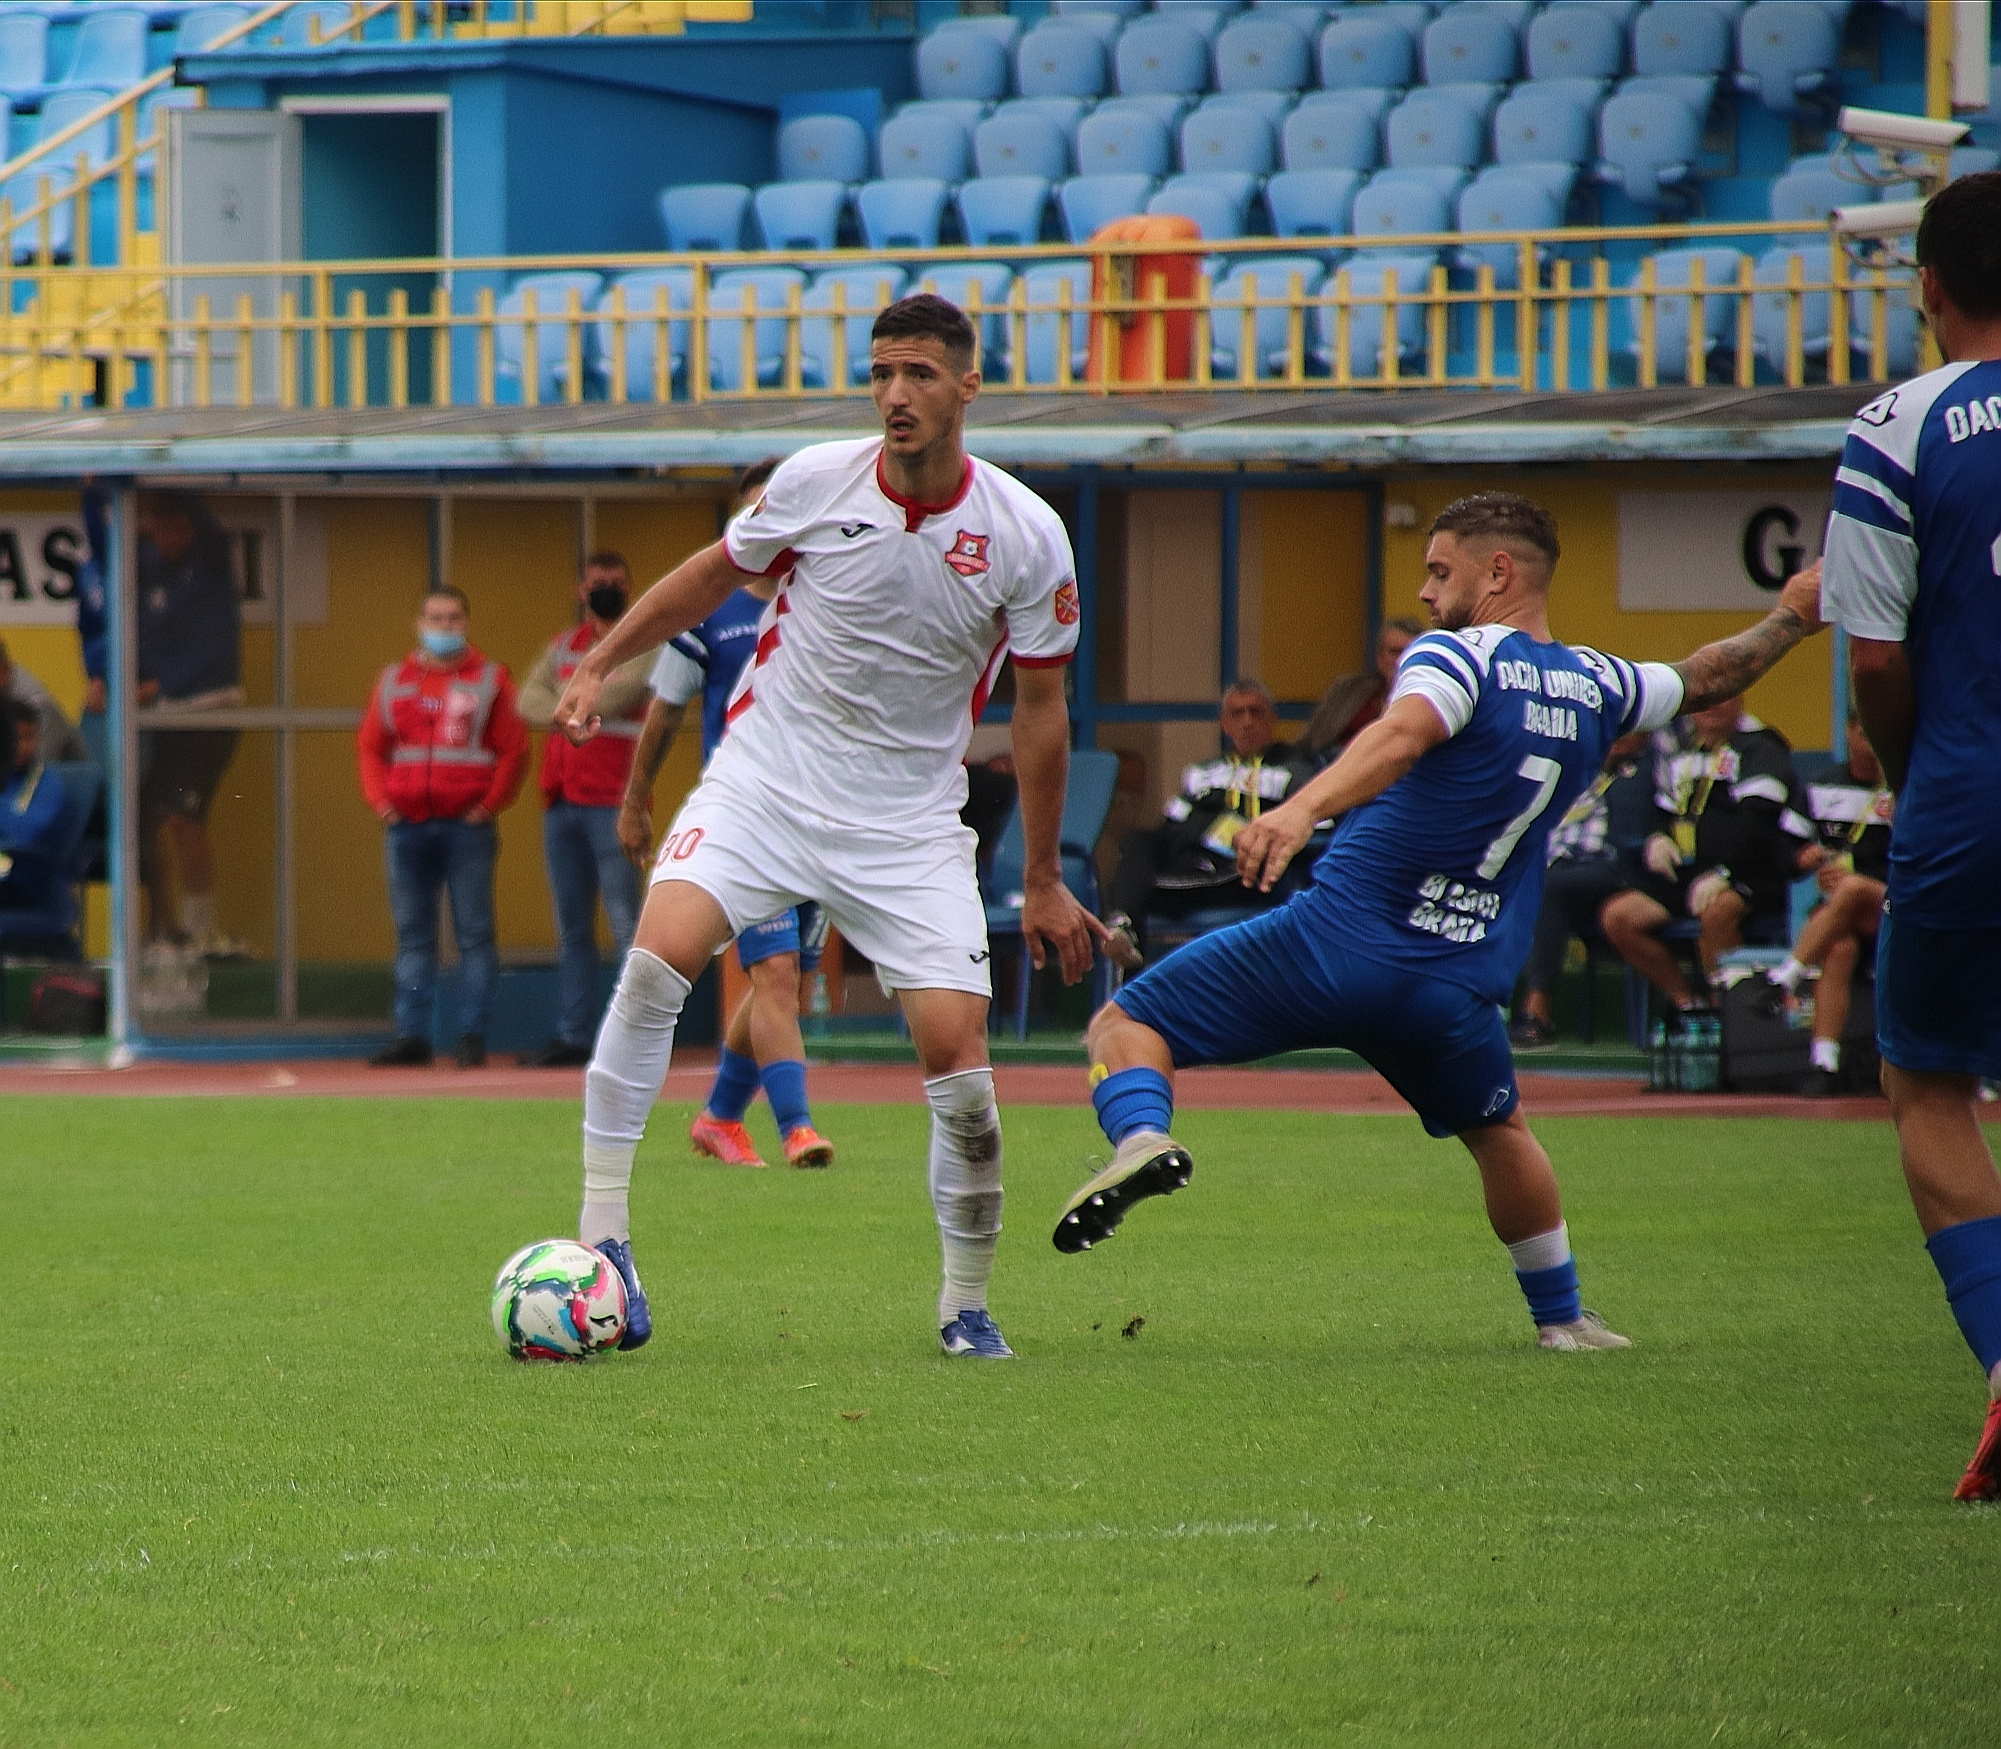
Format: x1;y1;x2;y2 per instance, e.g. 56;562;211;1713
1837;106;1970;153
1831;198;1926;238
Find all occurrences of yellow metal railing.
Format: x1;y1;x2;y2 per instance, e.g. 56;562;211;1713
0;220;1918;414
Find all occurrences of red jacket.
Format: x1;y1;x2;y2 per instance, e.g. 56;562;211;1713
537;622;646;808
357;646;529;823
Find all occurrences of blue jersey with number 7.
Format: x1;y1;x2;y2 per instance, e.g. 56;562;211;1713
1301;626;1687;1004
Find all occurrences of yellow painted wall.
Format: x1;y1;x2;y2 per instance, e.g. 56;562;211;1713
1241;488;1373;701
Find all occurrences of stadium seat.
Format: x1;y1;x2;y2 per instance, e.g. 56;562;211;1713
1213;13;1311;93
175;4;251;57
930;13;1023;50
706;266;811;393
1596;88;1704;207
1147;173;1251;238
7;84;117;256
1077;106;1173;175
1298;84;1398;123
799;265;906;389
1197;88;1294;125
1750;241;1836;375
136;84;198;146
1374;2;1438;37
1351;166;1458;237
1060;0;1146;17
1017;24;1110;98
1631;1;1730;90
1057;8;1136;47
62;7;149;85
659;183;751;252
1151;4;1238;39
1020;259;1095;382
777;114;870;184
1210;255;1328;377
1525;3;1624;80
1281;99;1380;171
1625;246;1749;381
895;98;991;134
0;12;48;102
1851;297;1921;380
1547;0;1641;25
908;260;1016;367
1316;14;1416;88
1387;89;1488;172
1456;166;1567;286
994;95;1090;140
1734;1;1840;116
1180;104;1276;176
1768;161;1865;222
1420;6;1519;85
957;174;1054;245
754;180;849;250
855;177;951;249
1493;84;1596;170
1096;92;1196;130
497;271;604;405
1464;0;1538;30
1313;252;1436;376
975;109;1070;180
878;110;972;182
1058;171;1158;240
1265;165;1362;235
917;25;1011;102
594;268;695;401
1115;15;1211;93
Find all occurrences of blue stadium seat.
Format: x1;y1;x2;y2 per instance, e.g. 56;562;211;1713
1734;1;1840;115
1456;166;1566;286
917;26;1011;103
1351;166;1458;236
1281;99;1380;171
9;85;118;256
1768;161;1864;222
1210;255;1327;376
896;98;991;134
1017;24;1109;98
1198;88;1294;125
994;96;1091;140
1493;83;1596;169
1421;6;1519;85
1147;173;1252;237
1062;9;1136;47
278;3;353;49
800;265;906;389
1021;259;1095;382
136;84;198;145
1374;2;1438;37
778;114;870;184
1525;3;1623;80
1314;252;1436;376
1316;14;1415;88
1152;4;1239;39
1625;246;1748;381
1751;241;1836;374
1426;80;1505;122
1248;0;1328;31
1470;0;1540;27
1077;106;1173;175
1631;2;1729;87
1062;0;1146;16
497;271;603;404
931;14;1023;50
856;177;951;248
594;268;695;402
1851;297;1920;380
1298;84;1398;123
175;4;251;56
1116;15;1210;93
1095;92;1194;130
1214;13;1311;92
908;260;1016;367
0;12;47;101
1058;171;1159;240
975;109;1070;180
957;175;1054;245
659;183;751;252
1387;89;1488;171
64;6;149;84
1596;88;1703;207
706;266;811;394
1618;72;1720;117
878;110;972;182
1265;165;1362;234
1180;104;1277;176
754;180;849;250
1547;0;1640;25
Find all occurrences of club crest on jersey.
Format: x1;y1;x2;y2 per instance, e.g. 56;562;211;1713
1053;578;1080;626
944;530;991;578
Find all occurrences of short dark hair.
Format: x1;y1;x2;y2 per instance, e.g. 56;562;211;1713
424;584;471;613
1428;493;1560;567
1916;171;2001;321
582;549;629;577
871;293;976;366
735;457;782;501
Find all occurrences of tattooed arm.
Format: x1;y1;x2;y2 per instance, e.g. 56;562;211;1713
1671;560;1826;712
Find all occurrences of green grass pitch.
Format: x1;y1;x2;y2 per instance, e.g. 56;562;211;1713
3;1093;1997;1747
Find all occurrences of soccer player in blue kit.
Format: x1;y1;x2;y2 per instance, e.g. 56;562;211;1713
1056;492;1825;1350
1822;173;2001;1500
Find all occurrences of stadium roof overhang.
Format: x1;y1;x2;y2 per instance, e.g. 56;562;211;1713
0;386;1868;482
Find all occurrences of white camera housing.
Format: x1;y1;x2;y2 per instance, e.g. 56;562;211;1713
1831;198;1927;238
1836;106;1970;153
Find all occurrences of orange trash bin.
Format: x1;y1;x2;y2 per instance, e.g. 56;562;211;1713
1086;213;1202;389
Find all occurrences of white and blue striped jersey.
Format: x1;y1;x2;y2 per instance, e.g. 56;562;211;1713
1824;359;2001;927
1302;626;1684;1002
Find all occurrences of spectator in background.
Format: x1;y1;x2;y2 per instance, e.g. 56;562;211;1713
0;698;68;917
1509;730;1654;1049
516;551;656;1069
1296;617;1424;765
1102;679;1315;969
135;490;243;956
1599;696;1810;1022
0;636;89;764
357;586;528;1070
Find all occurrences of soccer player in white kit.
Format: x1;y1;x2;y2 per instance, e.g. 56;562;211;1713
551;294;1107;1358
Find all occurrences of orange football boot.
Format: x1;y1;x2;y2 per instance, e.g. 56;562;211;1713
783;1125;836;1169
690;1112;766;1168
1952;1397;2001;1502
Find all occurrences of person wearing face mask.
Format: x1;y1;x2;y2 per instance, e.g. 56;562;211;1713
517;552;658;1068
357;585;529;1069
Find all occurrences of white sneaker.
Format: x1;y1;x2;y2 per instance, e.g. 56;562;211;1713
1536;1309;1632;1351
1052;1129;1193;1254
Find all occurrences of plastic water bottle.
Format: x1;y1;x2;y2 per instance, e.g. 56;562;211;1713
1683;1015;1722;1092
1650;1018;1672;1091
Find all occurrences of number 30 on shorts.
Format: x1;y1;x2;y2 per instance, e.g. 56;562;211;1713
652;826;705;872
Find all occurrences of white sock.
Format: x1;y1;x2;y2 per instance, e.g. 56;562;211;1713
579;949;690;1248
181;891;215;941
1773;956;1808;992
1505;1222;1571;1274
1810;1037;1842;1073
926;1067;1003;1325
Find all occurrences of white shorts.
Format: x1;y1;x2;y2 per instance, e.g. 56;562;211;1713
650;768;992;999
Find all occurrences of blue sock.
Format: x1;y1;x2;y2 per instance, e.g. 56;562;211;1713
1092;1066;1174;1147
761;1059;812;1138
706;1046;759;1123
1926;1214;2001;1376
1516;1260;1582;1327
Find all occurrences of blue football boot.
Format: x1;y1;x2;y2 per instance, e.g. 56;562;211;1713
594;1237;652;1351
940;1308;1015;1359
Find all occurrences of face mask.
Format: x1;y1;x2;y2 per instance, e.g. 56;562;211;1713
420;628;466;660
586;584;629;621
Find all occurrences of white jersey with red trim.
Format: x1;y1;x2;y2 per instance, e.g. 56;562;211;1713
715;436;1079;827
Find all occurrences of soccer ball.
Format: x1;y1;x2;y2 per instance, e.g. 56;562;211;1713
491;1239;628;1361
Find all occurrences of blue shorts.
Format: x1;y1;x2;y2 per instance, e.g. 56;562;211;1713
1876;910;2001;1079
737;901;827;974
1112;903;1519;1139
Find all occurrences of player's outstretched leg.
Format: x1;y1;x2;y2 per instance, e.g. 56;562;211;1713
1056;1001;1193;1254
1460;1113;1630;1352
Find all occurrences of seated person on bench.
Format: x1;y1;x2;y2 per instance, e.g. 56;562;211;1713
0;700;70;914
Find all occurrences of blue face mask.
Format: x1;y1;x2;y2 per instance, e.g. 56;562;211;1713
420;628;466;660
